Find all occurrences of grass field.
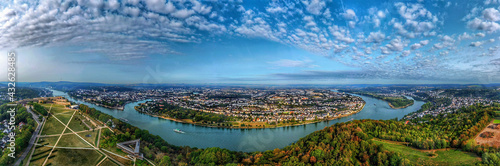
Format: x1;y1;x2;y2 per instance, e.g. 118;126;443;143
48;149;102;166
57;134;92;148
100;158;119;166
50;107;71;114
30;146;53;166
53;111;74;125
66;116;88;133
37;136;59;147
373;139;480;165
494;117;500;124
41;117;65;135
77;130;98;146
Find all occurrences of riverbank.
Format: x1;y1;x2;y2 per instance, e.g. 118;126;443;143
140;103;365;129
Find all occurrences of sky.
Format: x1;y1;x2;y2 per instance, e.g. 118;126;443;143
0;0;499;84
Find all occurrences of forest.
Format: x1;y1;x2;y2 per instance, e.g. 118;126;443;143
31;103;48;116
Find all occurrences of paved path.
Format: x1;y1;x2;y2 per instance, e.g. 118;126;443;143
38;127;105;137
96;156;107;166
13;105;43;166
36;145;95;150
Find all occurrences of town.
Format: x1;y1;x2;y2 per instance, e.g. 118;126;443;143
71;88;365;127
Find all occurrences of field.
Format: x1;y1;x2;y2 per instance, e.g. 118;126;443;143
37;136;59;146
494;117;500;124
66;115;88;133
48;149;103;166
77;130;99;146
56;134;93;148
25;101;129;166
100;158;120;166
373;139;480;165
40;116;65;135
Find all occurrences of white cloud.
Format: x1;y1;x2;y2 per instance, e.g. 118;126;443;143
394;3;432;20
467;18;500;33
410;40;428;50
470;41;484;47
144;0;176;14
341;9;357;20
365;31;385;43
192;0;212;15
302;0;326;15
484;0;500;5
401;50;411;57
483;8;500;21
171;9;195;19
266;6;287;13
377;10;386;18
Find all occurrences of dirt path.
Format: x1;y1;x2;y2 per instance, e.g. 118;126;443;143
474;121;500;147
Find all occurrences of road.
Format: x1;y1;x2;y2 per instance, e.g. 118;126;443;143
14;105;43;166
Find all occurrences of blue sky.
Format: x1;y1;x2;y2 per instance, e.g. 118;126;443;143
0;0;499;84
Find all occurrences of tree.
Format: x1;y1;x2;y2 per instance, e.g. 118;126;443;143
159;155;171;166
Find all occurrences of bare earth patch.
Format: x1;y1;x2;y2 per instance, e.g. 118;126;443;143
475;122;500;148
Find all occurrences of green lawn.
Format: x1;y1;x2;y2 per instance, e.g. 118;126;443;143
77;130;98;146
100;158;119;166
41;117;65;135
66;116;88;133
37;136;59;147
48;149;102;166
493;117;500;124
373;139;480;165
50;107;70;114
57;134;92;148
30;146;52;166
53;111;74;125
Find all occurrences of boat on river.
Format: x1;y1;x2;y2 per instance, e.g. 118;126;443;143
173;129;185;134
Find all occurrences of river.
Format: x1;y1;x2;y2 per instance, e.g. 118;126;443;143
50;90;424;152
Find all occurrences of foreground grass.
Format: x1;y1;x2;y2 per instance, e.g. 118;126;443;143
57;134;92;148
49;149;102;166
66;115;88;133
41;117;65;135
29;146;52;166
38;136;59;147
373;139;480;165
77;130;99;146
101;158;119;166
53;111;74;125
494;117;500;124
